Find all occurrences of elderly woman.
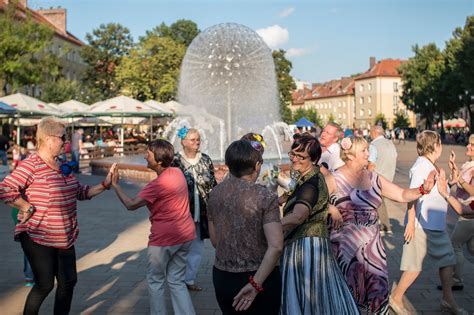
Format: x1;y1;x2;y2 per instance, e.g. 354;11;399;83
329;135;435;314
172;127;217;291
279;134;359;314
390;131;467;315
208;139;283;314
111;139;196;315
0;117;114;315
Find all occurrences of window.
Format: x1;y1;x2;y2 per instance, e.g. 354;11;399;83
343;101;346;107
343;113;346;119
338;102;341;107
368;96;372;104
393;82;399;92
360;97;364;105
393;96;398;105
359;84;364;92
368;83;372;91
338;113;342;119
360;109;364;117
329;103;332;109
368;109;372;116
316;104;319;109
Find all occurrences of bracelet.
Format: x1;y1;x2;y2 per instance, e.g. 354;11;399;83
101;180;110;190
418;184;430;195
248;276;264;292
443;194;451;200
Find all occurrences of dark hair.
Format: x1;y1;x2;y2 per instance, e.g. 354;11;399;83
148;139;175;167
225;139;263;178
291;134;322;162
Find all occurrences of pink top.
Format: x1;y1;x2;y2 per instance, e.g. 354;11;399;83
138;167;195;246
0;154;90;249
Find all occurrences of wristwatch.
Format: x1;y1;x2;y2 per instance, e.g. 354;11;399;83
23;205;34;216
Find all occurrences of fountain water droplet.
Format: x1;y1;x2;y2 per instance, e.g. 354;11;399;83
224;63;231;71
208;64;212;69
225;54;234;62
233;63;240;68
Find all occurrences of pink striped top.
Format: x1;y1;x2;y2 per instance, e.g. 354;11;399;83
0;154;90;249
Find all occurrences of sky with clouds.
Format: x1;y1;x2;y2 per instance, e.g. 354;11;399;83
29;0;473;83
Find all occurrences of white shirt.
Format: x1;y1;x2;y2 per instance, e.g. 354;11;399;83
405;156;448;231
319;142;345;172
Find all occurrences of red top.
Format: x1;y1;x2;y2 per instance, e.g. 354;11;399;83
0;154;90;249
138;167;195;247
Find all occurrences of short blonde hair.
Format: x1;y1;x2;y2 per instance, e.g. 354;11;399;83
340;136;368;162
416;130;441;156
185;128;200;139
36;117;66;149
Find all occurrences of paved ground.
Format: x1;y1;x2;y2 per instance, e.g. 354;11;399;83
0;140;473;314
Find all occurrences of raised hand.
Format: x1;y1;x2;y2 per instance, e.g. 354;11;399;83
232;283;258;311
104;163;117;188
111;164;120;187
437;168;449;197
422;169;437;193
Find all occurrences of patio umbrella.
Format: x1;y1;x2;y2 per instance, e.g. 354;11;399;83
145;100;174;115
0;101;17;115
58;100;89;114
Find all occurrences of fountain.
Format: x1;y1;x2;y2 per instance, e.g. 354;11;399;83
92;23;293;181
166;23;292;160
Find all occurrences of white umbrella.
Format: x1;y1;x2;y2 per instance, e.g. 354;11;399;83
0;93;60;116
145;100;174;115
57;100;89;114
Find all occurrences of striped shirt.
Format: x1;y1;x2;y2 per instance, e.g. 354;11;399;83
0;154;90;249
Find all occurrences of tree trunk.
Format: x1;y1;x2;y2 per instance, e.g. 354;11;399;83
439;112;446;140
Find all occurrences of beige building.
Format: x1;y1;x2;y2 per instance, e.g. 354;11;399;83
291;57;417;129
0;0;85;97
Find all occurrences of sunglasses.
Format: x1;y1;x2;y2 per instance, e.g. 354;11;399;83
51;134;67;142
288;151;310;161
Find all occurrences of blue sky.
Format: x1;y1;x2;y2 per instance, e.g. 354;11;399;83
29;0;473;83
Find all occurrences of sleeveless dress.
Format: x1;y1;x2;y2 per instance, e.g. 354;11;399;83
329;170;389;314
280;167;359;314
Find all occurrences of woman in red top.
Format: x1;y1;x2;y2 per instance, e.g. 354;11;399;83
110;139;196;315
0;117;114;315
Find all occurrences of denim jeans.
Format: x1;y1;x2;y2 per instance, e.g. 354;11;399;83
0;150;7;166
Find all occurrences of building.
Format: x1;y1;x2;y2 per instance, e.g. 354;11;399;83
0;0;85;97
290;57;417;129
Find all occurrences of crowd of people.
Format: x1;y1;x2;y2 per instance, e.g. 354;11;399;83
1;116;473;315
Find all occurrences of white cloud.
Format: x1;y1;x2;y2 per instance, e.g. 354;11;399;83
256;25;289;49
286;48;311;57
279;7;295;18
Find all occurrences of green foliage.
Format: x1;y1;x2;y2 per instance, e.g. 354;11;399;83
292;108;323;127
327;113;336;123
393;111;410;129
273;50;296;124
144;20;200;47
0;0;60;94
80;23;133;99
374;113;388;129
115;36;186;102
41;79;81;103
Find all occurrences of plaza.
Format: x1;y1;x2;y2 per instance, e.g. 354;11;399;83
0;140;473;315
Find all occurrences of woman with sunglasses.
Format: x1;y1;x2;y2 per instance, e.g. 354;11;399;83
280;134;359;314
330;135;435;314
0;117;115;315
172;127;217;291
208;139;283;314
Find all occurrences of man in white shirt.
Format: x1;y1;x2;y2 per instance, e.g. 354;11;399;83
319;122;344;172
368;125;398;234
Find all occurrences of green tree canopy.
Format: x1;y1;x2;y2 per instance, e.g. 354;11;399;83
115;36;186;102
41;78;82;103
143;19;200;47
273;49;296;123
80;23;133;100
374;113;388;129
393;111;410;129
0;0;60;95
292;108;323;127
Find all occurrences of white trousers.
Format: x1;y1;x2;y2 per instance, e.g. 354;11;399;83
185;223;204;285
451;219;474;283
147;241;195;315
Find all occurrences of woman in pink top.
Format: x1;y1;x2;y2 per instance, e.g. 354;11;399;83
110;139;196;315
0;117;114;315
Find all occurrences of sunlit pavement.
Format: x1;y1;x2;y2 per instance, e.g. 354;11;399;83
0;140;473;314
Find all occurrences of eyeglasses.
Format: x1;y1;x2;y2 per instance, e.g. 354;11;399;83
250;141;264;152
51;134;67;142
288;151;310;161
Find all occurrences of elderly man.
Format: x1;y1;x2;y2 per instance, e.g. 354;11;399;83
368;125;398;234
319;122;344;172
70;128;84;173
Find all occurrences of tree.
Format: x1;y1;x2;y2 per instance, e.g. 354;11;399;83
292;108;323;127
273;50;296;123
143;19;200;47
393;111;410;129
115;36;186;102
80;23;133;99
0;0;60;95
41;78;81;103
374;113;388;129
327;113;336;124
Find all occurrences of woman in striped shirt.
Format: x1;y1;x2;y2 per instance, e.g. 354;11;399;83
0;117;115;315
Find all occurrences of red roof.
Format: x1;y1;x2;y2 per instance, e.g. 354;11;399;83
303;77;355;101
0;1;83;47
355;59;406;80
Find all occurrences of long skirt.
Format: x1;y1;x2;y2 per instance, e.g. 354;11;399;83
280;237;359;315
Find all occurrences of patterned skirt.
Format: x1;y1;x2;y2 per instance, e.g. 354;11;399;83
280;237;360;315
